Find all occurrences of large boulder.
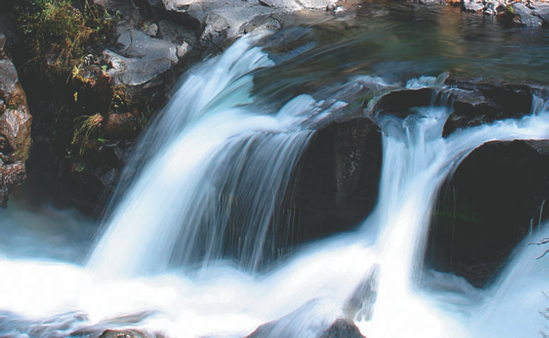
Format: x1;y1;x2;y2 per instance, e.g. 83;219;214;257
532;3;549;23
0;33;32;207
280;117;382;246
427;140;549;287
512;3;543;26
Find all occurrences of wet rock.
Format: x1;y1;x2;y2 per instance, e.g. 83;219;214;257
374;88;436;118
102;112;140;138
102;20;179;90
99;328;165;338
319;319;365;338
442;81;534;137
247;299;364;338
428;140;549;287
343;264;379;322
281;117;382;245
512;3;543;26
0;32;32;207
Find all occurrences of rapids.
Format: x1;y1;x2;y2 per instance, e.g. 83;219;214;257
2;4;549;338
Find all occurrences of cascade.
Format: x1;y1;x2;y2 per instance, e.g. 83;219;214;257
1;30;549;338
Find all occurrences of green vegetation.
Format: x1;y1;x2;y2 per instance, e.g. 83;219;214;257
13;0;113;79
72;113;103;156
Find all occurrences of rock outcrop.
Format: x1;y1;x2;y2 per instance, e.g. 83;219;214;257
428;140;549;287
0;33;32;207
442;80;538;137
458;0;549;26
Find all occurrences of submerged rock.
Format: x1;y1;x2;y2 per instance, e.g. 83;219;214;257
0;33;32;207
246;299;364;338
428;140;549;287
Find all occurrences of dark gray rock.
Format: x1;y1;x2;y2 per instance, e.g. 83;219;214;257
442;81;534;137
374;88;436;118
532;3;549;23
512;3;543;26
427;140;549;287
199;13;231;51
157;19;197;46
239;15;283;35
103;23;178;88
280;117;382;246
319;319;365;338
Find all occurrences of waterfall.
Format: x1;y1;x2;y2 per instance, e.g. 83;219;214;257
2;33;549;338
87;34;337;276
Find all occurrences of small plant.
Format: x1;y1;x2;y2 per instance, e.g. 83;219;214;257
72;113;103;156
13;0;113;79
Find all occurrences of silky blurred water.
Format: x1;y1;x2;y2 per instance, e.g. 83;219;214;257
1;2;549;337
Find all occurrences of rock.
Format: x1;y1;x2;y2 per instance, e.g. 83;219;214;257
259;0;277;8
100;329;148;338
296;0;336;9
374;88;436;118
280;117;382;246
442;81;534;137
0;32;32;207
102;112;140;138
319;319;365;338
427;140;549;287
463;0;484;12
343;264;379;322
247;299;364;337
199;13;231;51
111;19;181;73
145;23;159;37
239;15;283;35
532;3;549;23
157;19;196;46
512;3;543;26
176;42;190;58
103;40;177;88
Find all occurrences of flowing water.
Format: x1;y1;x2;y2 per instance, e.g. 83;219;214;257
2;3;549;337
